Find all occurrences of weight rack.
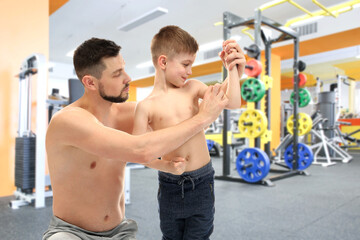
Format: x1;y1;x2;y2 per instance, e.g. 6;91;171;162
215;10;309;186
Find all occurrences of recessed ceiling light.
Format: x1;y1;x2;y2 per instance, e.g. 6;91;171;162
118;7;168;32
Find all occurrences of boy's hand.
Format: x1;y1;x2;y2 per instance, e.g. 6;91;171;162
169;157;187;175
219;39;246;78
199;84;229;123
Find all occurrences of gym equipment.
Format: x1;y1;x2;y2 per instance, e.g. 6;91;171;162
238;109;268;138
241;78;266;102
286;113;312;136
290;88;311;107
216;11;308;187
284;143;313;170
292;73;307;87
298;60;306;72
308;112;352;166
236;148;270;183
10;54;52;209
244;44;260;58
244;59;262;77
207;139;215;151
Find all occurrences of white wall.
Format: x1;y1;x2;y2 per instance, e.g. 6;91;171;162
48;61;78;98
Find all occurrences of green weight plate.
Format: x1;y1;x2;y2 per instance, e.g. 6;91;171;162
290;88;311;108
241;78;266;102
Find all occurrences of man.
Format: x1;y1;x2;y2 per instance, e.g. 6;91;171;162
42;38;229;240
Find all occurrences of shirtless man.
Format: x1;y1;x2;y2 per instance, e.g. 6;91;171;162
42;38;228;240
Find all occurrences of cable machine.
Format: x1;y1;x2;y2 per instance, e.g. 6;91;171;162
216;10;309;186
10;54;52;209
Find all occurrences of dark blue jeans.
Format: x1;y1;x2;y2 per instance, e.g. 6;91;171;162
158;161;215;240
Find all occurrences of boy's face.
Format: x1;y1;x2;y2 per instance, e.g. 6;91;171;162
97;54;132;103
165;52;196;87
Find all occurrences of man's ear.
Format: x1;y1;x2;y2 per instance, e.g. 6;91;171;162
82;75;97;90
158;55;167;70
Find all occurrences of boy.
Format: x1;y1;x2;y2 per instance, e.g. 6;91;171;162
133;26;245;240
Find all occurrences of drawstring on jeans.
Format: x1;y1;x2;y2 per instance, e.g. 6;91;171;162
178;176;195;199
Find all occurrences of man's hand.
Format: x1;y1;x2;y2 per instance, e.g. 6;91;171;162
198;84;228;123
219;39;246;78
168;157;187;175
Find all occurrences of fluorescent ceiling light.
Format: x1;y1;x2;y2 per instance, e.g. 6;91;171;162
66;49;75;57
199;35;242;52
118;7;168;32
136;61;153;69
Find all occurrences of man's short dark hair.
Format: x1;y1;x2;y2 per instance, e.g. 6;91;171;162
73;38;121;81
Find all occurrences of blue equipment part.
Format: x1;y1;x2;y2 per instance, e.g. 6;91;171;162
284;143;314;170
236;148;270;183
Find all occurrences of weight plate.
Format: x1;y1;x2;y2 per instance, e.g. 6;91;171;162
241;78;266;102
286;113;313;136
238;109;268;138
290;88;311;108
284;143;314;170
236;148;270;183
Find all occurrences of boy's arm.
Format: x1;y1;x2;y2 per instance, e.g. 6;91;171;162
218;40;246;109
195;40;245;109
132;101;187;174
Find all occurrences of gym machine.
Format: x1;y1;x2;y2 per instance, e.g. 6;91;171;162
10;54;52;209
215;10;311;186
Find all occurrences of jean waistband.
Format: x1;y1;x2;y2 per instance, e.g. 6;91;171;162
158;160;213;180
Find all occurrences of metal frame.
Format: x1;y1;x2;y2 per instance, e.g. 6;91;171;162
215;11;307;186
10;54;51;209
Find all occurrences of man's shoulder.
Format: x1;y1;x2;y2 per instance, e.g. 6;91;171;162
49;106;97;129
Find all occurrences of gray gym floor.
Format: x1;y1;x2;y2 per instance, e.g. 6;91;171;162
1;151;360;240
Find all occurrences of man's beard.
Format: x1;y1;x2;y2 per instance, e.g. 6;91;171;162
99;82;129;103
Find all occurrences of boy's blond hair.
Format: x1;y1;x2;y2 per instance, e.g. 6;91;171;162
151;25;198;65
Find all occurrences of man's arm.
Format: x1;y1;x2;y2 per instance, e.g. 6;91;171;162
48;84;228;165
132;101;186;174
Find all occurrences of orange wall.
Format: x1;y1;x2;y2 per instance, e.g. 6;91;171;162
0;0;49;197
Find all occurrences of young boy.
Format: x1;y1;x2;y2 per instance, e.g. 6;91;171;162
133;25;245;240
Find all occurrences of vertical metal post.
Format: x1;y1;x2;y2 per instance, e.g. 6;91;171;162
254;9;262;148
264;42;272;156
292;37;300;170
26;74;32;137
222;12;231;176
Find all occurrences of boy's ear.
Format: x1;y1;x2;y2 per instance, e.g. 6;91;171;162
82;75;97;90
158;55;167;69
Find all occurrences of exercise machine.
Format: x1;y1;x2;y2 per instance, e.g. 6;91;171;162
10;54;52;209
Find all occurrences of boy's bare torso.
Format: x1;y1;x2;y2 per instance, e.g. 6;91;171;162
46;102;136;232
145;81;210;171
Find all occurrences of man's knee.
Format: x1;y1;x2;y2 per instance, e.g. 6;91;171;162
47;232;81;240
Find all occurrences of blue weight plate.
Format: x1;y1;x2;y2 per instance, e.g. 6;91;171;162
236;148;270;183
284;143;314;170
206;139;215;151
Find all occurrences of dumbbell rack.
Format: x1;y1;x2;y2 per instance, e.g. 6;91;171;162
215;10;309;186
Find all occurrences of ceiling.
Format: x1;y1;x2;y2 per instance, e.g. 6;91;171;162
50;0;360;82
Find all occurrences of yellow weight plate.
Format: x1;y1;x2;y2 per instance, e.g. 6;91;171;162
238;109;268;138
286;113;313;136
